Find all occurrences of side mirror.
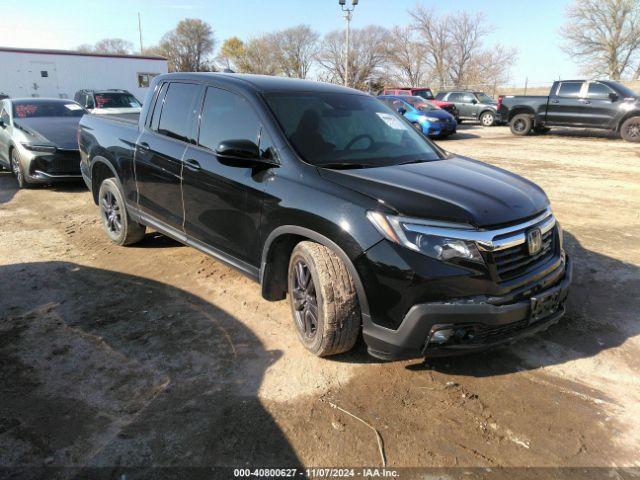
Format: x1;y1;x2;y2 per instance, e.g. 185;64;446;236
471;99;478;104
0;119;5;129
216;139;278;168
397;107;407;115
609;92;619;102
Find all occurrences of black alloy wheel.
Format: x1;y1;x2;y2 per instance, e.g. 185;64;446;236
291;259;318;339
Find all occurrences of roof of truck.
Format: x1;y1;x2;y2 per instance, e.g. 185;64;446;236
155;72;366;95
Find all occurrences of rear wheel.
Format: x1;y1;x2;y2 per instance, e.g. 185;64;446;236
480;111;496;127
10;149;28;189
620;116;640;142
98;178;146;246
287;241;361;357
510;114;533;136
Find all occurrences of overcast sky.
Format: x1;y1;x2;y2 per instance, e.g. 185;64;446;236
0;0;578;86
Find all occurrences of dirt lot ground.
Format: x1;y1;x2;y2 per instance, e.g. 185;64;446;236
1;124;639;478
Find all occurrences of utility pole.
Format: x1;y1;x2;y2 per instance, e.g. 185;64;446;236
138;12;144;54
338;0;358;87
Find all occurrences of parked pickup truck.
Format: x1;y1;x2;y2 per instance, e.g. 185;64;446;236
79;72;572;360
498;80;640;142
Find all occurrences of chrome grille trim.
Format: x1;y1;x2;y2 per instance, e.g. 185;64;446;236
400;208;554;252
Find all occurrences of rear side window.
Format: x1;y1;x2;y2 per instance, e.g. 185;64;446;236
587;82;613;99
198;87;261;151
1;106;9;124
448;93;465;102
149;82;169;130
557;82;584;97
156;82;201;143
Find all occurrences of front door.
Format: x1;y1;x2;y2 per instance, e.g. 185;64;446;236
582;81;620;128
0;105;11;167
182;86;273;267
135;81;203;231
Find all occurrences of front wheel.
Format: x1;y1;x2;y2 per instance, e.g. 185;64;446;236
510;114;533;136
98;178;146;246
620;116;640;142
480;111;496;126
287;241;361;357
11;149;28;189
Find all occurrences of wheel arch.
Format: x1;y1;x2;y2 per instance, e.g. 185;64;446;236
260;226;371;319
90;157;120;204
616;111;640;132
508;106;535;122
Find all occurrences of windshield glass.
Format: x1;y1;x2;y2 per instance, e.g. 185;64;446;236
412;89;434;100
475;92;495;103
404;96;437;111
610;82;638;98
265;92;442;168
94;93;141;109
12;101;84;118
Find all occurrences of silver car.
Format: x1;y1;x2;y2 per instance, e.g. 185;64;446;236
0;98;85;188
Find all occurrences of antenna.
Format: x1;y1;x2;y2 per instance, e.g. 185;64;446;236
138;12;144;54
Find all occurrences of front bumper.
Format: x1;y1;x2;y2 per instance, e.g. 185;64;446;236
363;255;572;360
24;149;82;183
424;121;457;137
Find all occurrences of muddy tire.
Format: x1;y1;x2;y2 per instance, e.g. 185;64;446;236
98;178;146;246
510;113;533;136
287;241;361;357
620;116;640;142
10;149;28;189
480;111;496;127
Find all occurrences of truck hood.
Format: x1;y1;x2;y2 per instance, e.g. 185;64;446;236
13;117;81;150
319;156;549;228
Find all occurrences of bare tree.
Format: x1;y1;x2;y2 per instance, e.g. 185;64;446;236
317;26;390;89
218;35;280;75
409;6;450;88
463;45;518;92
271;25;320;78
562;0;640;79
156;18;216;72
446;12;489;87
386;26;426;86
77;38;134;55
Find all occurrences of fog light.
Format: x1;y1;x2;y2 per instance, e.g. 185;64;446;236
429;328;454;345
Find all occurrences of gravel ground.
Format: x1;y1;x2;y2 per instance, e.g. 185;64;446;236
0;124;639;477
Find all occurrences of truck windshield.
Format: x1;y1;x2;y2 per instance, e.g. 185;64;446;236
94;93;142;109
265;92;442;168
475;92;495;103
12;101;84;118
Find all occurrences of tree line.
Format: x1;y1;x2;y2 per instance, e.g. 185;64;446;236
76;0;640;93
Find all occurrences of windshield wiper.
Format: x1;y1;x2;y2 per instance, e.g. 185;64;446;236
317;162;371;170
396;159;429;166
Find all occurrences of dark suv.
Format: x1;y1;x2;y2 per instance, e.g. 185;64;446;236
436;90;499;126
78;73;571;360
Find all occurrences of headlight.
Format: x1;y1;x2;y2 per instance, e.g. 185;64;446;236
22;144;57;153
424;116;440;122
367;211;484;264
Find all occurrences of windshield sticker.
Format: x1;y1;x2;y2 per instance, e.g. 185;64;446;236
376;112;406;130
65;104;83;111
15;105;38;118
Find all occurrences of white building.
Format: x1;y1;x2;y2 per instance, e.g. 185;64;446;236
0;47;168;101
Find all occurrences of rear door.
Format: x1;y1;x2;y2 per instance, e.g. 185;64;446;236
449;92;476;118
546;81;586;125
182;86;274;267
134;81;204;231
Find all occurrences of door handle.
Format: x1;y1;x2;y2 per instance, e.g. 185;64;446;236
579;99;591;104
184;159;201;172
551;100;560;104
137;142;150;151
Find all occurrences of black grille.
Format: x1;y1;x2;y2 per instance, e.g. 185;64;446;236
469;319;530;344
33;151;81;175
492;227;555;281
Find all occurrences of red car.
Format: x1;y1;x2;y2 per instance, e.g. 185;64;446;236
382;87;459;120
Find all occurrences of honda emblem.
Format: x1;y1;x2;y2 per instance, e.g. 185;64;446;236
527;228;542;255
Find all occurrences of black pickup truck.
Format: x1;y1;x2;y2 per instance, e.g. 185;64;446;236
498;80;640;141
78;72;571;360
